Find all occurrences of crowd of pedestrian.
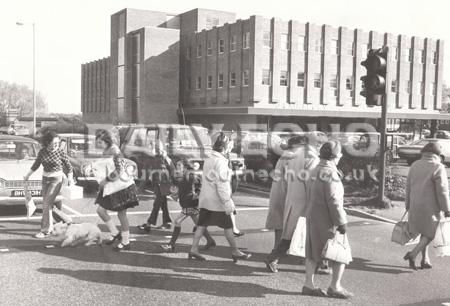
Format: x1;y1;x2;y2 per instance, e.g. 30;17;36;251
24;127;450;300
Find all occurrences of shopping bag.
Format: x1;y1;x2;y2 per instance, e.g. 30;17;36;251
391;211;420;246
61;185;84;200
24;184;36;219
288;216;306;257
433;217;450;257
90;158;135;196
321;232;352;265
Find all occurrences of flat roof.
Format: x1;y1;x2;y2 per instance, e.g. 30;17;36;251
180;107;450;120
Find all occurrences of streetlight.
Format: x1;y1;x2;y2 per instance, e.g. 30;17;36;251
16;21;36;137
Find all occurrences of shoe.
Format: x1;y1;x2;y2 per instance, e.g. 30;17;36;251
188;252;206;261
160;244;175;253
232;252;252;263
327;287;354;299
105;233;122;245
137;223;151;233
192;226;197;233
34;232;51;239
113;242;130;252
420;260;432;269
264;259;278;273
161;222;172;229
301;286;327;297
403;252;417;270
233;231;245;237
200;240;216;251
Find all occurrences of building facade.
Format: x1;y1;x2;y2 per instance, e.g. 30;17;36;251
82;8;446;132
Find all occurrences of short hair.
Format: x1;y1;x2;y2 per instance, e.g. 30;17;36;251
39;128;59;147
95;129;113;148
319;140;342;160
212;132;231;152
421;142;442;156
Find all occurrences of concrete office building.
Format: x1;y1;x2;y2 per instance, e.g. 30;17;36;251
82;7;448;131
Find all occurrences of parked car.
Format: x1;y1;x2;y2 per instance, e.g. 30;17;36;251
397;138;450;165
0;135;63;207
119;124;246;191
58;133;137;187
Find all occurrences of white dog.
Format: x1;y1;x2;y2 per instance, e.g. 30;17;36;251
53;222;102;247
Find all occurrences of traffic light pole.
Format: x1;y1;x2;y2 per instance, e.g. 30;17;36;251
378;95;388;204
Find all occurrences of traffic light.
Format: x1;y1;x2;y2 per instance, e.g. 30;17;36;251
360;46;388;106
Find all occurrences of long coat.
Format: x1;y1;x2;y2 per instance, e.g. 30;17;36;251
406;153;450;239
305;159;348;263
265;150;291;230
281;146;319;240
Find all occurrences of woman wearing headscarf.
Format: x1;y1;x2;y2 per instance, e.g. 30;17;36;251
264;134;320;273
188;132;251;262
302;140;353;299
404;142;450;270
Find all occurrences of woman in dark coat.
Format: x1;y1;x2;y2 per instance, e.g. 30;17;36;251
302;140;353;299
138;141;173;231
404;142;450;269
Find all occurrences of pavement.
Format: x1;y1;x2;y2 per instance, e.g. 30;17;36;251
238;181;407;225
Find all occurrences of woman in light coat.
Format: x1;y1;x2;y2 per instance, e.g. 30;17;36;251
265;136;319;273
265;142;291;249
302;140;353;299
404;142;450;270
188;132;251;262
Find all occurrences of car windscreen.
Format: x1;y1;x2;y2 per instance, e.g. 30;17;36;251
69;137;103;157
0;141;38;160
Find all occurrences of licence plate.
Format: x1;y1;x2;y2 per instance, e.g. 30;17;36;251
10;190;42;197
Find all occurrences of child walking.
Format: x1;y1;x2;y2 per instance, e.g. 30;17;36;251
161;158;215;252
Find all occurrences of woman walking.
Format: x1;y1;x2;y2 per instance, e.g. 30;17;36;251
265;135;319;273
24;128;74;238
95;129;139;251
302;140;353;299
160;158;216;252
188;132;251;262
138;141;173;232
404;142;450;270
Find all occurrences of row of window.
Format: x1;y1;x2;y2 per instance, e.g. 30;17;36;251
267;33;438;64
189;30;438;65
188;69;436;96
187;32;251;59
189;70;251;90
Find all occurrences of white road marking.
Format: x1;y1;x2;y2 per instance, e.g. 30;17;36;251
45;245;56;249
0;207;269;222
61;203;83;216
0;248;10;252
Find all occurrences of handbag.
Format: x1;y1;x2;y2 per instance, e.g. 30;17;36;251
102;158;135;197
321;232;352;265
288;216;307;257
391;211;420;246
433;216;450;257
24;184;36;219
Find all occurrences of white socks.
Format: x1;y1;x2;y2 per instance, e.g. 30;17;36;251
105;219;119;237
121;231;130;245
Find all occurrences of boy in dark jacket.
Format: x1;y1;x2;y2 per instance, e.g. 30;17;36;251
161;158;216;252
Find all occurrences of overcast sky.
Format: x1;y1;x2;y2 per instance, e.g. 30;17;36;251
0;0;448;114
